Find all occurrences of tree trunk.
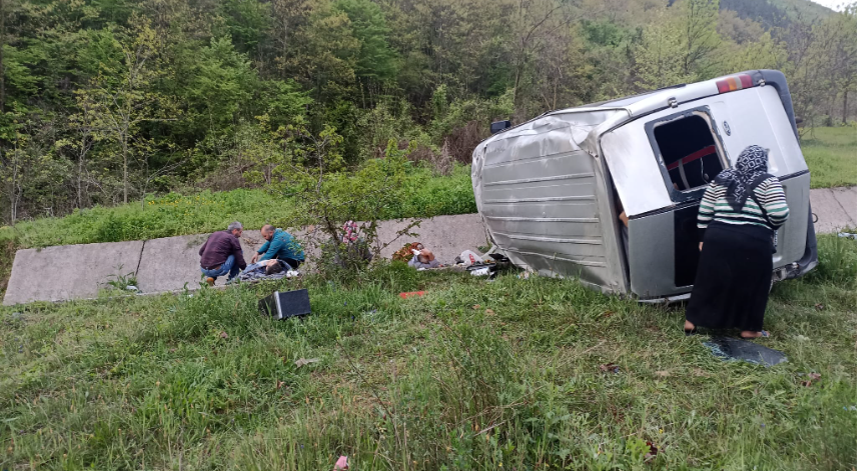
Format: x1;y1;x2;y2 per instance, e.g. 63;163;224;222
1;0;5;114
122;139;128;204
78;156;83;208
843;88;849;125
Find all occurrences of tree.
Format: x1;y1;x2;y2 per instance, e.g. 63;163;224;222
245;124;414;270
634;0;721;90
827;6;857;123
74;17;175;204
634;8;693;89
335;0;398;88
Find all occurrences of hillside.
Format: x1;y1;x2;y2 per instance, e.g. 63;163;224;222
770;0;837;19
1;0;855;229
721;0;834;28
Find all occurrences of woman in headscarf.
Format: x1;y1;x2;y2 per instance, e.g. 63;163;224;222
684;145;790;339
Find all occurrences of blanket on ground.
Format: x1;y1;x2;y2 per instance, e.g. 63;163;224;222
237;260;299;283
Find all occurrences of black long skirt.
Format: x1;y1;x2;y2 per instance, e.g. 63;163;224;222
685;222;774;332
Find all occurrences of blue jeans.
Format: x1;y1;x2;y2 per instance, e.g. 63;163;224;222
201;255;240;281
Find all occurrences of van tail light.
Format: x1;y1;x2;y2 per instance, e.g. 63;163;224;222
716;74;753;94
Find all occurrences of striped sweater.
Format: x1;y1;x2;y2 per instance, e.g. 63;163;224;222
698;177;790;232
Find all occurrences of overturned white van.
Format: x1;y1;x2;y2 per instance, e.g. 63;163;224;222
471;70;817;301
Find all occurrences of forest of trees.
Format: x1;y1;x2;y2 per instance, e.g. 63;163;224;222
0;0;855;224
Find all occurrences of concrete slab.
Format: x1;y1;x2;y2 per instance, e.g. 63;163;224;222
830;187;856;228
810;188;856;233
2;241;144;305
4;215;488;304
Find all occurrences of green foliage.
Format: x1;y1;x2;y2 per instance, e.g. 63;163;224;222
1;0;855;229
381;164;476;219
334;0;398;84
246;125;417;269
1;241;855;469
634;0;721;90
104;267;139;291
0;167;477;250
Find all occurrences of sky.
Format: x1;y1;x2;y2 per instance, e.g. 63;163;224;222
809;0;849;10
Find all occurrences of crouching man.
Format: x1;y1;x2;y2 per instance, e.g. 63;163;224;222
199;221;247;286
251;224;305;270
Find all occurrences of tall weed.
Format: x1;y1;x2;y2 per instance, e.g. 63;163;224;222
807;233;857;288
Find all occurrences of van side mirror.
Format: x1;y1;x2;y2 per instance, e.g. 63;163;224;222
491;120;511;134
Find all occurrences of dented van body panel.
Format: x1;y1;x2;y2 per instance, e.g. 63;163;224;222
472;69;818;299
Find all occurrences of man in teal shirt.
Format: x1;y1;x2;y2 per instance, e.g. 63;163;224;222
251;224;306;268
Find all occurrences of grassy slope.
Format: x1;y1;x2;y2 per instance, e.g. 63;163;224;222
1;234;855;470
803;126;857;189
0;165;476;249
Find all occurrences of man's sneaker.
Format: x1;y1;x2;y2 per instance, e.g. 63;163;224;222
205;277;215;287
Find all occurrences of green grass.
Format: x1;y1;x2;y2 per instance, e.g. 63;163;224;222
802;125;857;189
1;235;855;470
0;165;476;250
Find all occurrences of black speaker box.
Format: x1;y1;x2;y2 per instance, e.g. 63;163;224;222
258;289;311;320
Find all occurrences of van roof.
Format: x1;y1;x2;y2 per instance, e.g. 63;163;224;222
484;70;798;142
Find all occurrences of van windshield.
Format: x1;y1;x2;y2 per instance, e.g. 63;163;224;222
653;115;724;191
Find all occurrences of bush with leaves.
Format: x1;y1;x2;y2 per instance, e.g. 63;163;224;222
246;125;420;274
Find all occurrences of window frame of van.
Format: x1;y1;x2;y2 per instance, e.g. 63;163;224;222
644;106;729;204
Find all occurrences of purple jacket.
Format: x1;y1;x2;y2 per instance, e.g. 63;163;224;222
199;231;246;270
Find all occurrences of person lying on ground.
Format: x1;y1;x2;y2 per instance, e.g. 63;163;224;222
408;249;441;269
199;221;247;286
393;242;424;262
251;224;305;269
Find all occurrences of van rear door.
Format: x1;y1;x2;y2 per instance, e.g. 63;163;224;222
602;85;811;299
706;86;810;270
602;103;729;298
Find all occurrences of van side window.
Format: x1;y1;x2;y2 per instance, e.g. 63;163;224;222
653;114;725;192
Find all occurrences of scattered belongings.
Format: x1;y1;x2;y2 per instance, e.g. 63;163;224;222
399;291;426;299
294;358;320;368
798;372;822;387
703;336;787;367
238;259;299;283
334;456;349;470
459;251;511;279
392;242;424;262
457;250;484;266
839;232;856;240
259;289;311;320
